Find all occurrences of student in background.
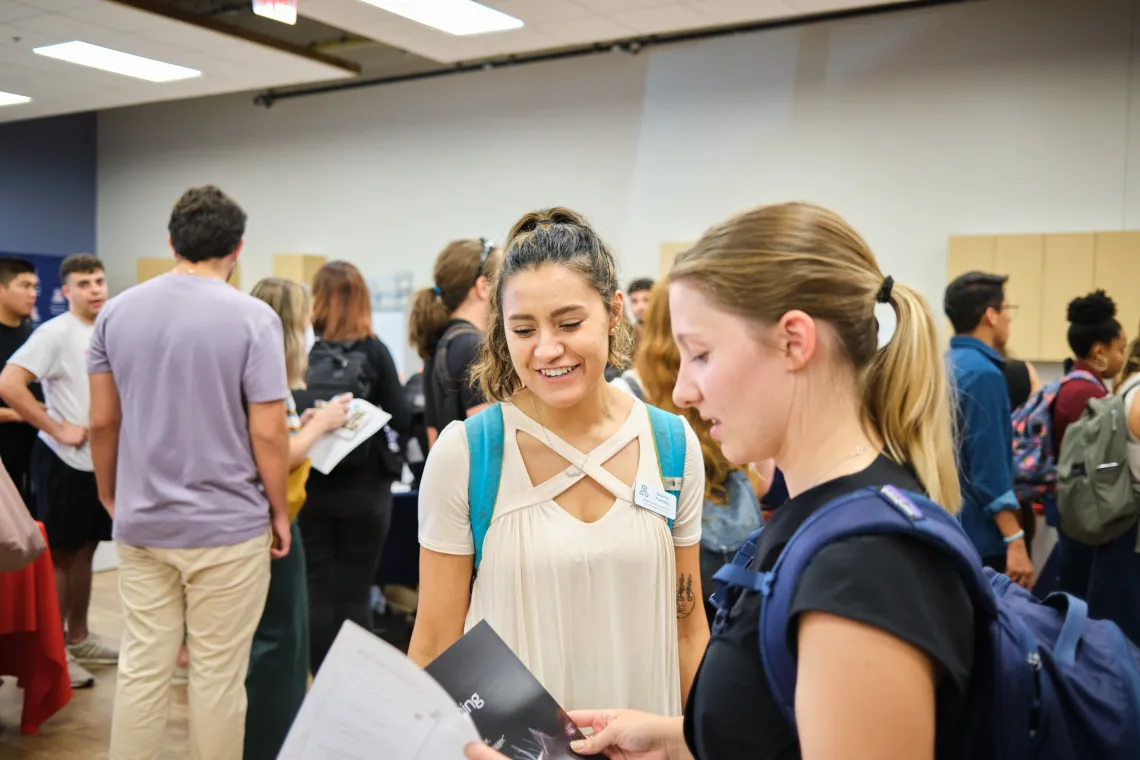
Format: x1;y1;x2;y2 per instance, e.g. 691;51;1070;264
0;254;114;690
944;272;1033;587
408;238;497;448
627;277;654;335
1087;333;1140;645
467;201;971;760
999;349;1042;554
89;185;291;760
299;260;412;672
411;208;709;715
0;257;41;510
1051;291;1126;598
1002;354;1041;410
245;276;350;760
632;280;764;624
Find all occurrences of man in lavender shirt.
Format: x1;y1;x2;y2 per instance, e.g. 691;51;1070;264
88;185;291;760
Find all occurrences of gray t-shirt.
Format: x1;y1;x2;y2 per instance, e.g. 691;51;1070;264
87;273;288;549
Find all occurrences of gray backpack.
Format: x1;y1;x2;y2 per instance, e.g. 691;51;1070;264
1056;379;1140;545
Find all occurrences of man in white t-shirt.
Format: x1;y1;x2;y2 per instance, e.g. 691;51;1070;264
0;254;116;687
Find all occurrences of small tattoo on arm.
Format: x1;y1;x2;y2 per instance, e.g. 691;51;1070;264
677;573;696;619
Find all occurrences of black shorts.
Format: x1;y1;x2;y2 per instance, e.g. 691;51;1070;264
31;437;111;551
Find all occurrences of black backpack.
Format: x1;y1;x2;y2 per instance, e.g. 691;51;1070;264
296;339;379;469
431;321;482;428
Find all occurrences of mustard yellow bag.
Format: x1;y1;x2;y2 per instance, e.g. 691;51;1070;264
287;459;311;524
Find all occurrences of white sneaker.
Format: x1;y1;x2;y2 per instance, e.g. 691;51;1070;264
67;632;119;665
67;653;95;689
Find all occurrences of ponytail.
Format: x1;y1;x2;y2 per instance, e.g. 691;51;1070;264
409;239;487;361
863;282;961;512
670;201;960;511
408;287;453;361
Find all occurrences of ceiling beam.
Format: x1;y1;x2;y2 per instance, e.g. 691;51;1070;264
105;0;363;74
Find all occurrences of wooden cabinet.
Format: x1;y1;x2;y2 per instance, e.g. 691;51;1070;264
1093;232;1140;345
136;257;171;284
1041;235;1095;361
273;254;327;287
136;257;240;289
994;235;1043;360
946;230;1140;361
946;236;996;281
659;242;694;278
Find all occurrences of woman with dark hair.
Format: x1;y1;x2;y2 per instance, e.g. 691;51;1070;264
1052;290;1127;599
1086;331;1140;645
410;208;709;715
299;260;412;671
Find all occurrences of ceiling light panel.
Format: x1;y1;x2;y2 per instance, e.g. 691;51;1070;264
359;0;524;36
0;91;32;107
32;41;201;83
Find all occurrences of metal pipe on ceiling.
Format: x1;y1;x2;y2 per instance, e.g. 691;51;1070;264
252;0;975;108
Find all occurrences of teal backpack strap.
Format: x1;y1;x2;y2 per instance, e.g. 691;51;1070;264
465;404;504;570
645;404;686;531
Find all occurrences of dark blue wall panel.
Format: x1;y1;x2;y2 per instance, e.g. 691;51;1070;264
0;112;97;257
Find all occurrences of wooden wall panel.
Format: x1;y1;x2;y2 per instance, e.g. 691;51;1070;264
1041;234;1095;362
136;258;240;289
659;242;695;278
273;254;327;287
946;235;996;282
1093;232;1140;344
994;235;1043;360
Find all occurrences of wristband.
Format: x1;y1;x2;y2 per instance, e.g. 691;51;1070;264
1003;529;1025;545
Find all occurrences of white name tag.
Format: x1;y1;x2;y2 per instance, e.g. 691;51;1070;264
633;480;677;522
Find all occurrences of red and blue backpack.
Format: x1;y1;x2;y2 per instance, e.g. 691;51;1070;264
1011;370;1098;505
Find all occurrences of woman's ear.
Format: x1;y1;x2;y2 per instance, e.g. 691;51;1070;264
475;275;492;301
777;310;817;371
610;291;626;327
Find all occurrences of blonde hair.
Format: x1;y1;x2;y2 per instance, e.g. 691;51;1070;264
1118;335;1140;391
670;202;961;512
472;207;635;402
250;276;313;390
636;281;739;504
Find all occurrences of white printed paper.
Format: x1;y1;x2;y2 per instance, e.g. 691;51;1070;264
307;398;392;475
277;621;480;760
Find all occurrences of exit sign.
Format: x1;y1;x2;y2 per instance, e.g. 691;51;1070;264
253;0;297;24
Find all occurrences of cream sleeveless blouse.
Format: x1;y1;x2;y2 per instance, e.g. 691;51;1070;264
418;400;704;716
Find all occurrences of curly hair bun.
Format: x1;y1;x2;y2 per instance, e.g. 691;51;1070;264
1067;290;1117;326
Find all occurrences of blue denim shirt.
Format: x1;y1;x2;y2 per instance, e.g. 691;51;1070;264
947;336;1020;560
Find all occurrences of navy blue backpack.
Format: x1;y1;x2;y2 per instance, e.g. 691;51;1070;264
712;484;1140;759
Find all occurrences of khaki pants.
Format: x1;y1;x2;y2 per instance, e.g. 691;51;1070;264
110;532;272;760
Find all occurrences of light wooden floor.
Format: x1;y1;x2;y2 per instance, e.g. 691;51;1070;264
0;571;190;759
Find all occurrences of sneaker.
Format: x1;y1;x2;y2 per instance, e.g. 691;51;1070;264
67;632;119;665
67;653;95;689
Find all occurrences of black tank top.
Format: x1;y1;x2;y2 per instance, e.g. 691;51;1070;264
1003;359;1031;410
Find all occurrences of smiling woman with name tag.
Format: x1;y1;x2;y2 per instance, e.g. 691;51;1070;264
409;207;709;717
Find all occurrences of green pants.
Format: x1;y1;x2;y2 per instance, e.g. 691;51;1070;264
244;522;309;760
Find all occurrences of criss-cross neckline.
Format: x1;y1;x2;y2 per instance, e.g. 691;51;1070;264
496;401;644;525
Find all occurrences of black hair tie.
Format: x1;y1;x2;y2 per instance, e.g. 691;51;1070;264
876;275;894;304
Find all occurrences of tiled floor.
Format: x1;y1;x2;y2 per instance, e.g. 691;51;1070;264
0;571;190;759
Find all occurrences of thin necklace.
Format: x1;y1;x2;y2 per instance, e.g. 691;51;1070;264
810;443;872;489
528;391;589;478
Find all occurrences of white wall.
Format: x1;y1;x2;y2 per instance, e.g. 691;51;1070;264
98;0;1140;341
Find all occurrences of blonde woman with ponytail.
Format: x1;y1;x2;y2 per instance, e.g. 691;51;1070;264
467;202;972;760
409;239;498;447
